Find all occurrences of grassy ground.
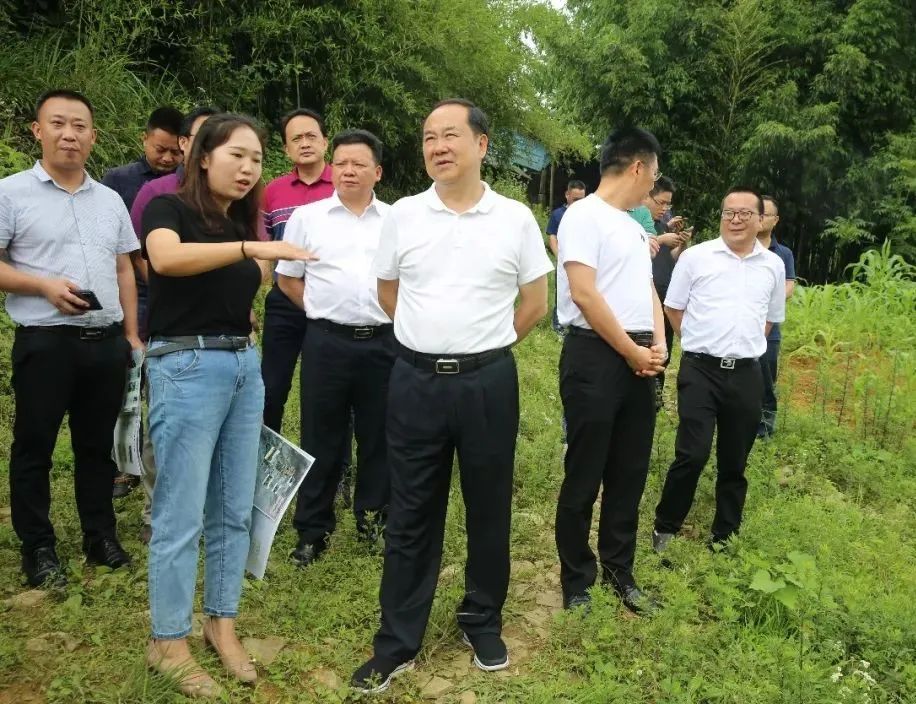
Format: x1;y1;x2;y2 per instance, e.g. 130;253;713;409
0;269;914;703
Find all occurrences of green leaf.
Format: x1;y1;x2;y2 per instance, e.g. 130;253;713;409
787;551;816;570
773;584;800;610
750;569;785;594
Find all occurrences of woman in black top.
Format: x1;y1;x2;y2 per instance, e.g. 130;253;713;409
142;113;313;698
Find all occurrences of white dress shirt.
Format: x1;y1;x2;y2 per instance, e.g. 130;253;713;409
276;191;391;326
372;182;553;354
556;194;655;332
665;237;786;359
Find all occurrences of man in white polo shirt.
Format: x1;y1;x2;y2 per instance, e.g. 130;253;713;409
277;129;393;566
653;187;785;552
350;98;552;695
555;127;667;615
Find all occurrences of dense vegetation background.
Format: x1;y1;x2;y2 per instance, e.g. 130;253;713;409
1;0;914;280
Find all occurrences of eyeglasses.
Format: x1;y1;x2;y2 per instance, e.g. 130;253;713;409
651;195;672;208
721;209;760;222
637;161;662;182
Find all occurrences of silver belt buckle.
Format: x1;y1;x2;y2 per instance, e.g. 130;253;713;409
720;357;736;370
79;327;105;341
353;327;374;340
435;358;460;374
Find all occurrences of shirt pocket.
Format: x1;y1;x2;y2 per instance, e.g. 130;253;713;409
87;211;122;254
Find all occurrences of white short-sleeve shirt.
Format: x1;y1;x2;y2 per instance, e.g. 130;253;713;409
556;194;655;332
664;237;786;359
0;162;139;327
276;192;391;326
372;182;553;354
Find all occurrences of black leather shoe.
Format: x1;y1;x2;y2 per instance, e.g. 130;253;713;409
83;536;132;569
350;655;414;694
707;534;733;553
22;546;67;588
290;537;326;567
615;583;659;615
112;472;140;499
462;632;509;672
563;593;592;612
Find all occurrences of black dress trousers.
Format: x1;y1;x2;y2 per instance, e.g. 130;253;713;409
556;333;656;599
654;354;763;540
293;323;395;542
9;326;128;554
373;351;519;663
260;284;309;432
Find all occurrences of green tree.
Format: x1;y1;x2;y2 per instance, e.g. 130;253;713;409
537;0;916;281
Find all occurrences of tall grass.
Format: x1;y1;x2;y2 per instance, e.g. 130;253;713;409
0;33;188;177
783;241;915;452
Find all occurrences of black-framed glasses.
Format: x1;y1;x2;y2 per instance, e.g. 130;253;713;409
721;209;760;222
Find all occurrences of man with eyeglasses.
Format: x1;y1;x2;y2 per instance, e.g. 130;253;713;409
555;127;667;615
652;187;785;553
756;195;795;438
261;108;334;437
642;176;692;402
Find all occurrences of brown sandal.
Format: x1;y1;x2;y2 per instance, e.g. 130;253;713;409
146;641;224;699
202;619;258;684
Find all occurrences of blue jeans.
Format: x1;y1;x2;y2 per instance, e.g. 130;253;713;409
758;339;780;436
146;342;264;639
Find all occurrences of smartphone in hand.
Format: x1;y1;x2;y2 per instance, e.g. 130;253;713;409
74;289;103;311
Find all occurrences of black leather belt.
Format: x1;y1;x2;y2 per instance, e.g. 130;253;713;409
146;335;252;358
18;323;123;341
567;326;655;347
683;351;758;370
398;345;511;375
313;318;392;340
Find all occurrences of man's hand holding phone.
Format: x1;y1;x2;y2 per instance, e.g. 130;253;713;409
40;279;93;316
667;215;686;232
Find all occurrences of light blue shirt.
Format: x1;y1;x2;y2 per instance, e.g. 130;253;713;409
0;161;139;327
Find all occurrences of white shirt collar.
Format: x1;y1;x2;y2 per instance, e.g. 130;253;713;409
33;160;93;193
326;189;381;217
711;236;767;259
422;181;496;215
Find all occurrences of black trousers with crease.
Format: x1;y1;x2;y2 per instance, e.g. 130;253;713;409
556;334;656;598
373;353;519;662
293;325;394;541
9;327;128;554
654;355;763;540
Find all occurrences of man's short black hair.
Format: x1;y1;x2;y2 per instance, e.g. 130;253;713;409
428;98;489;136
180;106;219;138
599;127;661;175
280;108;325;141
651;176;675;196
567;179;587;192
332;129;383;164
146;106;183;135
35;89;94;120
722;186;765;214
762;194;779;213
